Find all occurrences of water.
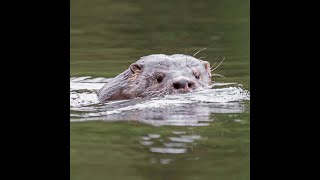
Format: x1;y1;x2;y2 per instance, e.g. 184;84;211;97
71;0;249;179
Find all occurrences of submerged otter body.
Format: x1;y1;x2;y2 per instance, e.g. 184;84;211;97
97;54;213;102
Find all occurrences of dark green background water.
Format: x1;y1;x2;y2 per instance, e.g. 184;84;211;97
71;0;250;179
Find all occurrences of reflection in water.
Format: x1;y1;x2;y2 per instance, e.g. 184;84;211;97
138;130;207;165
150;148;187;154
70;77;250;126
70;77;250;165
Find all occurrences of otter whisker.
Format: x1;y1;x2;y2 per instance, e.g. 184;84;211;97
193;48;207;57
155;85;172;97
140;85;171;97
210;62;217;70
211;57;226;71
212;73;225;78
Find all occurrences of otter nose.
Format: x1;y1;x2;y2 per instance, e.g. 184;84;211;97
173;79;194;89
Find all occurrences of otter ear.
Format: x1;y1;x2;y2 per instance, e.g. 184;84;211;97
129;63;142;74
202;61;212;77
129;63;142;81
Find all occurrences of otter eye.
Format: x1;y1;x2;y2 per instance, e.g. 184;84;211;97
194;73;200;79
157;76;163;83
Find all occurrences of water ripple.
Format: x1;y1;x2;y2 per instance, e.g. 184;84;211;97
70;77;250;126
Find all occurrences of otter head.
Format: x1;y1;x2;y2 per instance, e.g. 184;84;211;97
97;54;212;102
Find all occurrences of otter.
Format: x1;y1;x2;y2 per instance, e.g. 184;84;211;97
97;54;213;102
